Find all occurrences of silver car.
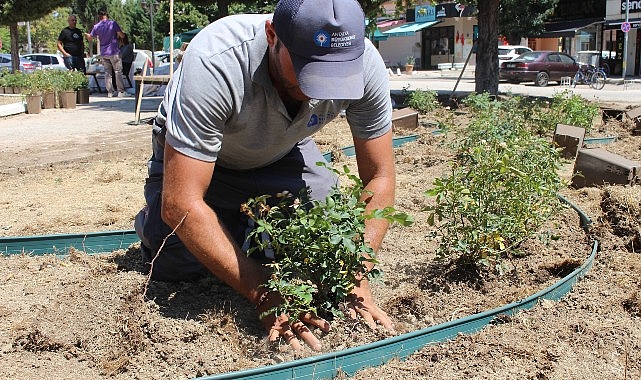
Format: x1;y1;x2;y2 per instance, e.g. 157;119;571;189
0;53;42;73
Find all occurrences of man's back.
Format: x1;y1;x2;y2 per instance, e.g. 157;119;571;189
91;19;120;56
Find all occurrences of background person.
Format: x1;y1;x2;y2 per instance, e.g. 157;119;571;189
57;14;86;73
134;0;396;351
113;33;133;90
85;9;126;98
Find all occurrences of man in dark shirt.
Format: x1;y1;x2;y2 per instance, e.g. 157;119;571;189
57;14;86;73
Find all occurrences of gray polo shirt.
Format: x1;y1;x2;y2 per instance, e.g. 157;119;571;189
160;14;392;171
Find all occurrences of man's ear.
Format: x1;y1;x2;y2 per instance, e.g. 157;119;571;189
265;20;277;47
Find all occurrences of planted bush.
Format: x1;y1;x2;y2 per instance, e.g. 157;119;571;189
241;164;412;321
425;97;564;271
407;88;439;113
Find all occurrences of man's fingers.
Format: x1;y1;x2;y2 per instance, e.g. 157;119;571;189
292;321;322;351
269;325;304;351
300;313;331;333
355;306;377;329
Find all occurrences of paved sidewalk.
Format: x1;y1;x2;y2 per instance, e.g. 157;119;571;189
0;94;162;172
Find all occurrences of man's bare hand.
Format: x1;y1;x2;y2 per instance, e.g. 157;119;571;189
258;293;330;351
264;312;330;351
345;278;396;332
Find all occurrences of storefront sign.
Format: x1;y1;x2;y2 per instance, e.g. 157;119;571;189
415;5;436;22
435;3;476;18
621;0;641;13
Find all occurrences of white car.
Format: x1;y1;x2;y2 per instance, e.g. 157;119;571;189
21;53;67;71
498;45;533;65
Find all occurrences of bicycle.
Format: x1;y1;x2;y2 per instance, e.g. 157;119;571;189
572;64;607;90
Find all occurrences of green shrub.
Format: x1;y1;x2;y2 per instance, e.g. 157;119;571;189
407;88;439;113
242;164;412;321
425;98;564;272
533;91;601;135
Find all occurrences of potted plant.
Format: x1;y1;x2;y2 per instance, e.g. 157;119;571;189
405;55;416;74
0;69;8;94
32;70;57;109
54;70;77;109
23;74;42;114
4;72;27;94
72;71;90;104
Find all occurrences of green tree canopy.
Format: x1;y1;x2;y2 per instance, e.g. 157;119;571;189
0;0;71;71
499;0;558;45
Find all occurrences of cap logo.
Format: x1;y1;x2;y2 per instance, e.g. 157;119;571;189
314;30;331;47
313;30;357;48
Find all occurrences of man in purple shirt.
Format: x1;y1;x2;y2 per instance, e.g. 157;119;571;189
85;9;127;97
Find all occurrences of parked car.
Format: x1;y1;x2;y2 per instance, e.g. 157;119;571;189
498;45;533;66
499;51;579;87
0;53;42;73
86;50;153;75
21;53;67;71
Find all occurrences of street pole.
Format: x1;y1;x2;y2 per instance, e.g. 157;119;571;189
150;4;156;57
141;0;159;65
622;0;630;78
26;21;32;54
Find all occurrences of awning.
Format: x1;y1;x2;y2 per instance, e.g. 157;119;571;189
537;19;603;38
372;28;388;41
604;18;641;30
377;20;401;29
383;20;441;37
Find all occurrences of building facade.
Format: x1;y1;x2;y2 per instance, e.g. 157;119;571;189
377;2;478;70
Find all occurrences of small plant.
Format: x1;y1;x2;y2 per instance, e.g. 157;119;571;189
406;55;416;65
242;164;413;321
70;70;89;90
532;91;601;135
425;97;564;272
407;88;439;113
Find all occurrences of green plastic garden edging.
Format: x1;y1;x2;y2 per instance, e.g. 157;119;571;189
0;133;598;380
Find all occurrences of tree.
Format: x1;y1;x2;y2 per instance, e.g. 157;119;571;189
474;0;500;95
0;0;70;71
498;0;558;45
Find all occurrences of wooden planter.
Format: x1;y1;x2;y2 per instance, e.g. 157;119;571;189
42;92;56;109
58;91;77;109
76;88;90;104
25;95;42;114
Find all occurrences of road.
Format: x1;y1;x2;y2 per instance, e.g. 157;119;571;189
389;70;641;107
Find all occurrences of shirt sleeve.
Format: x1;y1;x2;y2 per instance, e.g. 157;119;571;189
163;49;234;163
345;39;393;140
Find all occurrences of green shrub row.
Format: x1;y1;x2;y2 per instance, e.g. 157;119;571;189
0;69;88;95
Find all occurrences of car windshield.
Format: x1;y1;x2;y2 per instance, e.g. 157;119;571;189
517;51;542;62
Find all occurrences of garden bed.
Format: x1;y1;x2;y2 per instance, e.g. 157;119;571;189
0;104;640;379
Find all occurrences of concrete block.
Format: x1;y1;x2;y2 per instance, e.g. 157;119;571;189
553;124;585;159
391;107;419;130
571;147;641;188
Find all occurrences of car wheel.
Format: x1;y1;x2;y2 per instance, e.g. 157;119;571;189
535;72;549;87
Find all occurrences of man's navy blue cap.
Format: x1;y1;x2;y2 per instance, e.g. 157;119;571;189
273;0;366;100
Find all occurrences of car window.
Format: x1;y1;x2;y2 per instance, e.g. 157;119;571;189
547;54;560;63
519;52;541;61
558;54;575;64
498;48;511;55
517;48;530;54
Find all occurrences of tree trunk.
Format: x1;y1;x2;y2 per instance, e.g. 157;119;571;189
10;23;19;72
217;0;229;18
474;0;500;95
